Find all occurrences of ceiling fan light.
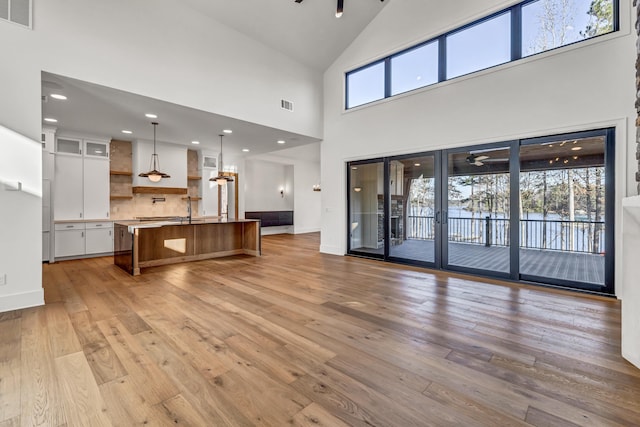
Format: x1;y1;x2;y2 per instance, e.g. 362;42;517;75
336;0;343;17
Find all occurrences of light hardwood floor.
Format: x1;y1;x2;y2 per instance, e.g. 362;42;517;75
2;232;640;426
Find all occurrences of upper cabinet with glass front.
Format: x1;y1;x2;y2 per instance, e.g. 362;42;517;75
56;137;83;155
84;140;109;158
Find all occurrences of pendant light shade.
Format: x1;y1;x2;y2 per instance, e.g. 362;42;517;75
210;134;234;186
138;122;170;182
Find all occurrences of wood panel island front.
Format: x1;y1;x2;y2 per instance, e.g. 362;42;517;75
114;218;261;275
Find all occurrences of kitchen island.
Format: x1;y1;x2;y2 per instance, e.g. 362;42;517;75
114;218;260;275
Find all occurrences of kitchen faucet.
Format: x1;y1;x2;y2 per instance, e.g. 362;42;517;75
187;196;192;224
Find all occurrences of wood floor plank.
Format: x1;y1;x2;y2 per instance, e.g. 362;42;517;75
0;416;19;427
20;308;68;427
291;402;351;427
135;329;255;427
96;317;179;406
69;310;128;386
0;319;21;423
13;232;637;427
99;375;172;426
54;351;111;427
153;394;212;426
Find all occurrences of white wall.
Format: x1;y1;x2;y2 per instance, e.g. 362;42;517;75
320;0;636;272
250;143;322;235
0;0;323;312
244;160;294;212
0;125;44;311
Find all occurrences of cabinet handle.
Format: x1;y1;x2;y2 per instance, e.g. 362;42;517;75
81;232;84;237
80;212;83;218
96;224;102;227
66;225;73;228
109;230;112;236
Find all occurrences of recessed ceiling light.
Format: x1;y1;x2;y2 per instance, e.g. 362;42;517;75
277;140;286;144
414;163;421;167
351;166;358;170
191;141;200;145
223;129;233;134
242;148;250;152
571;146;582;151
145;113;158;118
121;130;133;134
44;118;58;123
50;94;67;100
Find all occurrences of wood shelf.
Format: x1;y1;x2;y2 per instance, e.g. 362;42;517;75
187;175;202;180
182;197;202;201
132;186;188;195
110;170;133;176
110;195;133;200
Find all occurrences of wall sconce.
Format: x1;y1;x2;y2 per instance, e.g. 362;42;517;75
312;184;321;192
353;186;362;192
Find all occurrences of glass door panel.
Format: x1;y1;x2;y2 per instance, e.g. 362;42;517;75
446;147;511;274
349;161;385;258
388;155;437;264
519;135;606;288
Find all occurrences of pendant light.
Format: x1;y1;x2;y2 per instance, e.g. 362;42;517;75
138;122;170;182
210;134;234;186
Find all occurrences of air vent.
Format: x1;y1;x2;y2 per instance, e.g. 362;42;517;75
0;0;32;28
203;156;217;169
281;99;294;112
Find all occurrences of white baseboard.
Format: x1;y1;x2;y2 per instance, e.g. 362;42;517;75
261;226;294;236
0;289;44;313
294;227;320;234
320;245;343;256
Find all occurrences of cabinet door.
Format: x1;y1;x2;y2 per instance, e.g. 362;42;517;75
83;157;110;220
53;154;84;220
85;228;113;254
85;140;109;158
55;229;85;258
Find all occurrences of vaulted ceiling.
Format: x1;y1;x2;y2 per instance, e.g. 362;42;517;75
181;0;389;70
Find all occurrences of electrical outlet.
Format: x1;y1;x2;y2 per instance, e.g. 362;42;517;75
0;274;6;286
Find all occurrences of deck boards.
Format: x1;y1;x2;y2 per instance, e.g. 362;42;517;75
0;232;638;426
357;238;605;284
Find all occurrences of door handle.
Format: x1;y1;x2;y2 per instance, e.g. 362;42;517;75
443;211;448;224
435;211;440;224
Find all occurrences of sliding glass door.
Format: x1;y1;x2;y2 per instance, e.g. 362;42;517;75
348;160;385;258
444;145;513;277
387;154;439;266
346;128;615;294
518;130;614;293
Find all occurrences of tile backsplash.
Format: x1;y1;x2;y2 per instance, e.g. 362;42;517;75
111;194;198;220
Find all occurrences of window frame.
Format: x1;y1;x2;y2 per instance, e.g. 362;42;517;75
344;0;619;110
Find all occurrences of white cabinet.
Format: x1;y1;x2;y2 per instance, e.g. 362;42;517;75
85;222;113;254
53;138;110;221
53;154;84;220
56;137;82;155
83;157;110;220
55;223;86;258
54;222;113;258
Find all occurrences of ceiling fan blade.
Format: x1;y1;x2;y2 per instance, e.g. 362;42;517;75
474;161;484;166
